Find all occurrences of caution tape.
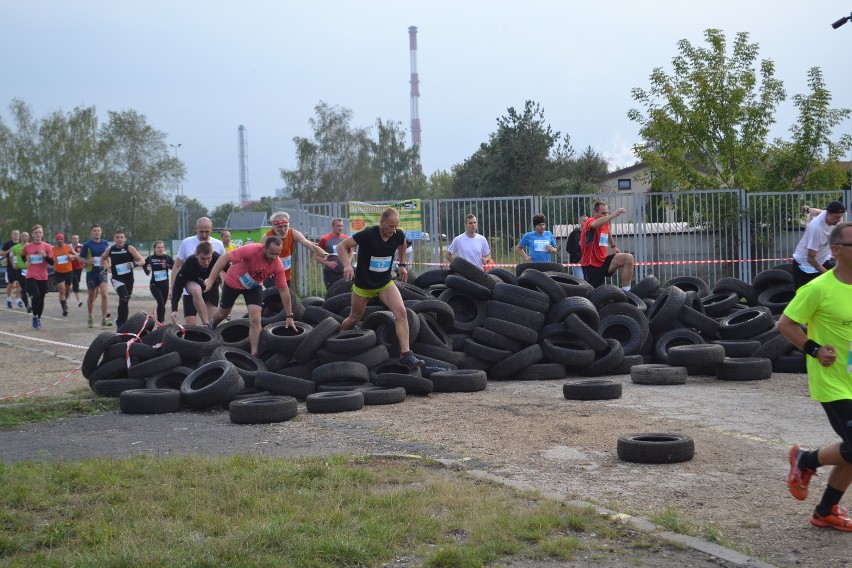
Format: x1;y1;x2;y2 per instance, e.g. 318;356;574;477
416;257;793;269
0;367;83;401
0;330;87;350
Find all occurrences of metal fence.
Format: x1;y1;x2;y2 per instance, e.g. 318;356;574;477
278;189;851;298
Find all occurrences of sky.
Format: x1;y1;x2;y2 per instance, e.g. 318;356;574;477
3;1;852;209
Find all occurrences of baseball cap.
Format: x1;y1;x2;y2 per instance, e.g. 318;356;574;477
826;201;846;214
55;233;65;240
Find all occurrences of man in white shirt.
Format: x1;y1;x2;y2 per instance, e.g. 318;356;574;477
792;201;846;289
445;214;491;269
170;217;225;322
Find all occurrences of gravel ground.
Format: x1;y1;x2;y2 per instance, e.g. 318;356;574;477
1;285;850;567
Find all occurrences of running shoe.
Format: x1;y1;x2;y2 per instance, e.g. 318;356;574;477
62;307;68;317
6;298;11;309
16;299;23;308
399;351;425;368
78;301;83;307
32;316;38;329
788;445;817;501
26;306;32;314
88;317;94;329
811;505;852;531
35;318;41;330
102;318;112;327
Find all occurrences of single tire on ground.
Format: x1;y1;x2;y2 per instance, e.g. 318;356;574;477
617;433;695;463
630;364;688;385
119;388;183;414
229;395;299;424
562;379;622;400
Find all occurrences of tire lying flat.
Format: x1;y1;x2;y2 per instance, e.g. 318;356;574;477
617;433;695;464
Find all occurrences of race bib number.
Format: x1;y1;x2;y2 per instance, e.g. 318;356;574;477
598;232;609;247
116;262;132;275
329;244;338;256
369;256;392;272
93;257;101;267
57;255;69;264
533;239;549;252
797;264;818;274
20;269;26;277
29;254;44;264
239;272;260;289
153;270;168;281
281;255;292;271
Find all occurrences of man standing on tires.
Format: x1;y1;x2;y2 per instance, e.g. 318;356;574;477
580;201;634;290
336;207;424;369
205;237;297;358
792;201;845;290
780;221;852;531
445;214;491;269
516;214;557;264
314;218;349;291
261;211;328;289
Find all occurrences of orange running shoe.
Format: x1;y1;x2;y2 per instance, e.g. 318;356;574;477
811;506;852;531
787;445;817;501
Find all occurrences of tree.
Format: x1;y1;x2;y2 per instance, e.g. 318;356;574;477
628;29;786;191
427;169;454;199
209;202;240;228
370;118;427;200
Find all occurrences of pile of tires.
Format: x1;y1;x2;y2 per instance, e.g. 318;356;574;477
83;261;805;423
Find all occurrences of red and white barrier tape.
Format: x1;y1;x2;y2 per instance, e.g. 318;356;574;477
0;330;87;350
0;367;83;401
418;257;793;269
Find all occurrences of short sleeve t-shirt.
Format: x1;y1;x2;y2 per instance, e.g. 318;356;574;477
580;218;610;268
12;243;27;270
223;243;287;290
318;232;349;274
518;230;556;263
448;233;490;268
80;240;109;273
783;270;852;402
52;244;74;273
176;236;225;261
22;242;53;280
352;225;406;290
792;211;835;269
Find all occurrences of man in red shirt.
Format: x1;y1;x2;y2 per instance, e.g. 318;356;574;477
22;225;54;329
205;237;297;357
580;201;634;290
315;218;349;291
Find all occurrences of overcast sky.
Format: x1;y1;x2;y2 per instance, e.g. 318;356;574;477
3;1;852;209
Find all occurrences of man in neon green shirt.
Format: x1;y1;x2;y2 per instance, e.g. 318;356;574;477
780;221;852;532
10;231;30;313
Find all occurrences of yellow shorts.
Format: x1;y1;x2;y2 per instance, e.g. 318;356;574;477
352;281;394;299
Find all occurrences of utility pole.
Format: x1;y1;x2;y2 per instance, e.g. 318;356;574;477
170;143;187;240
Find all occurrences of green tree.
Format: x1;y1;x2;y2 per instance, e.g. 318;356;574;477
628;29;786;190
370;118;427;200
209;202;241;228
427;169;454;199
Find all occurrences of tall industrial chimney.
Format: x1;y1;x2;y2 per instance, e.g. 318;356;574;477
238;125;251;204
408;26;422;152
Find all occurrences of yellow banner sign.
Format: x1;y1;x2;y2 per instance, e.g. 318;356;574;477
348;199;423;238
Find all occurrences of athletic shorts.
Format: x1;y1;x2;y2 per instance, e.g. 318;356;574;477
182;288;220;318
86;270;108;289
822;399;852;464
5;264;17;284
55;271;73;286
352;280;394;299
582;255;615;288
219;283;263;309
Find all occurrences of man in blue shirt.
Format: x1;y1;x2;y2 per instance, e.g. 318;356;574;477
516;213;557;263
79;224;111;328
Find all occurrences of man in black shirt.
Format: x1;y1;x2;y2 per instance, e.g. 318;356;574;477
170;241;220;326
565;215;587;279
337;207;424;368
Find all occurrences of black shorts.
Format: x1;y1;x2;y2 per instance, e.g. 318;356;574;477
822;399;852;464
792;259;835;290
6;264;18;284
55;271;73;286
182;288;220;318
219;283;263;310
582;255;615;288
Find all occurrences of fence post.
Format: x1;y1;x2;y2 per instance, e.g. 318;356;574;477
738;189;751;283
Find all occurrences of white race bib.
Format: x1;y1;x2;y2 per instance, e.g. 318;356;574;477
29;254;44;264
598;232;609;247
115;262;132;275
533;239;549;252
239;272;260;289
57;255;69;264
797;264;818;274
281;255;292;271
369;256;392;272
153;270;168;281
93;257;101;267
20;268;26;277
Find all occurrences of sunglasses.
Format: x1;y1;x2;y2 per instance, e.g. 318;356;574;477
833;242;852;247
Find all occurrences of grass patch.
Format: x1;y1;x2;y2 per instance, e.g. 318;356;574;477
0;454;656;567
0;388;117;428
650;504;750;556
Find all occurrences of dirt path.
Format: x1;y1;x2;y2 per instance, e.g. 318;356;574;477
1;288;849;567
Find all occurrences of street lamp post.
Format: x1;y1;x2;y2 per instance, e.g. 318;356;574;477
169;143;187;240
832;14;852;195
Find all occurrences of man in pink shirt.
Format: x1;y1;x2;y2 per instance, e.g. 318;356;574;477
22;224;54;330
205;237;297;357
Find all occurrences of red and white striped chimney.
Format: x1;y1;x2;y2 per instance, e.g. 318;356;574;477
408;26;422;150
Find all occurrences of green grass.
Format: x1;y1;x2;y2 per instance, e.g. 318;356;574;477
0;388;117;428
649;505;751;556
0;454;664;567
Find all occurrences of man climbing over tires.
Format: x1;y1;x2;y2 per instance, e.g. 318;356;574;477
580;201;634;290
780;221;852;531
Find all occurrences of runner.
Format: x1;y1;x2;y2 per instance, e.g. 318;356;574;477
142;240;174;323
261;211;327;288
101;229;145;329
221;230;238;253
336;207;424;368
171;217;225;323
79;224;111;328
170;241;220;326
1;229;21;309
206;237;296;357
314;218;349;291
11;232;31;313
69;234;84;307
51;233;77;316
22;225;54;330
445;214;491;269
